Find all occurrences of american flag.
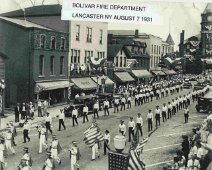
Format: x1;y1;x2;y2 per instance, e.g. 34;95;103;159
83;123;104;148
128;137;149;170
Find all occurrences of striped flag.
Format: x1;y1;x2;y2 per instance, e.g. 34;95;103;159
128;138;148;170
83;124;104;148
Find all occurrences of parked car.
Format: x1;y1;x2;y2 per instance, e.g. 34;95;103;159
196;92;212;113
194;82;206;90
183;80;192;89
64;95;98;117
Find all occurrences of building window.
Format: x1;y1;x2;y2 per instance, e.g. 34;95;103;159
39;55;44;76
124;57;127;67
86;27;92;43
154;45;156;54
102;52;105;58
60;37;66;50
151;45;154;54
99;29;103;44
115;57;119;67
120;57;122;67
76;25;80;41
78;50;80;63
40;34;46;49
120;49;123;55
50;36;56;49
50;56;55;75
71;49;73;63
159;46;160;55
60;56;64;75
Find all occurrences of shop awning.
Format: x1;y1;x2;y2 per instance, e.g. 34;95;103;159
91;76;114;85
114;72;135;82
131;70;151;78
71;77;97;90
151;70;166;76
162;69;177;75
35;80;70;93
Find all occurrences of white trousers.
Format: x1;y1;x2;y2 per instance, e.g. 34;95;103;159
92;144;99;160
51;149;60;163
39;135;47;153
5;140;15;154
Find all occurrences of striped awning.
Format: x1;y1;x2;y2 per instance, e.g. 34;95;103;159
131;70;151;78
114;72;135;82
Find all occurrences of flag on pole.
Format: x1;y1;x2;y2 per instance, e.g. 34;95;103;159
83;122;104;148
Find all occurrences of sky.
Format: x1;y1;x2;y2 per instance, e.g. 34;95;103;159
0;0;208;50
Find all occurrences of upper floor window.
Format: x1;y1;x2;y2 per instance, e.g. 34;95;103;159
60;37;66;50
39;55;44;76
76;25;80;41
50;36;56;49
40;34;46;49
50;56;55;75
60;56;64;75
86;27;92;43
99;29;103;44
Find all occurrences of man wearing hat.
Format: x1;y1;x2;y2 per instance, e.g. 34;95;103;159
118;120;126;136
4;128;15;156
70;141;80;170
18;147;33;170
72;106;78;127
50;135;62;165
9;121;17;146
23;120;30;143
58;109;66;131
45;112;53;135
136;113;143;137
43;151;55;170
38;124;48;154
155;106;161;127
128;117;135;142
14;103;20;122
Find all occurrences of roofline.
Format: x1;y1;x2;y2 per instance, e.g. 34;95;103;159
0;18;68;34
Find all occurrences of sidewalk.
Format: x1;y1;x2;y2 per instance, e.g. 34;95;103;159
0;104;69;130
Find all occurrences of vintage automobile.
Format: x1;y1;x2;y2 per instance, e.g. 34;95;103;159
183;80;192;89
194;82;207;90
64;95;98;117
196;92;212;113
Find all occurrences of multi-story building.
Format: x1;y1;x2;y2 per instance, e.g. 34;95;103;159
201;3;212;58
1;4;109;98
108;30;163;71
0;17;69;106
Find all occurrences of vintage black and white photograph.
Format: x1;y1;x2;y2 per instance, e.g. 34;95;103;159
0;0;211;169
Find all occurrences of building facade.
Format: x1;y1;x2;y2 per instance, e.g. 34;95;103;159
201;4;212;58
0;17;69;106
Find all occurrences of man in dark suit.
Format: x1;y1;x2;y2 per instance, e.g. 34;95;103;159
181;135;190;167
14;103;20;122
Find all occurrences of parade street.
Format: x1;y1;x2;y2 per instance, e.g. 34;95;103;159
2;87;207;170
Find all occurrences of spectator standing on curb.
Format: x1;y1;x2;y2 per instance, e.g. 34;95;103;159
14;103;20;122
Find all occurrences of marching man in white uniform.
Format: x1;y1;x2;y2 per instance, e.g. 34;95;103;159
50;135;62;165
0;137;6;169
69;141;80;170
43;151;55;170
18;147;32;170
91;140;100;161
38;124;48;154
4;128;15;155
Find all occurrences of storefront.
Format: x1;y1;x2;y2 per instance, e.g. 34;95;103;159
35;80;70;105
162;69;177;80
91;75;114;93
130;69;152;84
71;77;97;98
114;71;135;87
151;70;166;81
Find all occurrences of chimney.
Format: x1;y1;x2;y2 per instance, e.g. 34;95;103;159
180;30;184;44
135;29;139;38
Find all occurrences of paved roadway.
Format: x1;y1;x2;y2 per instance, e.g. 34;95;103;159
3;87;208;170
